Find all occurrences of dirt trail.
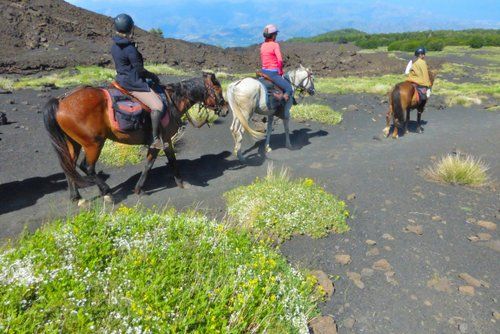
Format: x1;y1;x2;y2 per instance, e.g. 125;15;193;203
0;87;499;333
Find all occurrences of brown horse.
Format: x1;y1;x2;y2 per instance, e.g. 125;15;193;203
383;71;436;138
43;72;228;204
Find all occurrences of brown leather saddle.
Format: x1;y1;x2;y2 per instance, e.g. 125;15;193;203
110;81;151;112
256;71;284;100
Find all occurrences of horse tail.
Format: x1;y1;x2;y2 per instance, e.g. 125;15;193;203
227;81;265;140
391;84;404;125
43;98;93;188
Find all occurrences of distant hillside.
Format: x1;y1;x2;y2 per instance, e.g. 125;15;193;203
289;29;500;51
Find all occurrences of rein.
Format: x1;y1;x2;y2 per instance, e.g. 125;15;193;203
286;69;314;103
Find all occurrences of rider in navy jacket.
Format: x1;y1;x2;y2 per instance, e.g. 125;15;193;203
111;14;165;149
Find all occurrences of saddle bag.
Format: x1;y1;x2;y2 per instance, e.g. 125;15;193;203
108;88;147;132
257;77;286;112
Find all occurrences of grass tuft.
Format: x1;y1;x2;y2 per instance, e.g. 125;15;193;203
0;207;320;333
292;104;343;125
224;165;350;241
100;141;146;166
424;153;489;186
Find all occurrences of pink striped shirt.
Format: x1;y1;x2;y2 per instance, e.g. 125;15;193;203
260;41;283;74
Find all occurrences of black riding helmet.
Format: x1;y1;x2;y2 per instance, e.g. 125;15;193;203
415;47;426;57
114;14;134;34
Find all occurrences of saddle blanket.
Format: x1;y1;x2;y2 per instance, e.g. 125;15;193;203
102;88;169;132
258;77;286;113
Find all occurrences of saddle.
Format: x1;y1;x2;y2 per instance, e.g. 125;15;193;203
411;83;428;106
256;71;286;113
103;81;169;132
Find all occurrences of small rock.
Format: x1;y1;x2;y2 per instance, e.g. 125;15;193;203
484;240;500;253
493;311;500;320
431;215;442;222
346;272;365;289
335;254;351;265
366;247;380;256
404;225;423;235
458;273;489;288
373;259;392;271
410;294;418;300
458;286;475;296
385;271;398;285
343;317;355;329
7;99;15;104
467;235;480;242
383;246;392;251
309;316;337;334
21;101;29;105
365;239;377;246
361;268;374;277
475;220;496;231
477;233;492;241
382;233;394;240
427;277;453;293
311;270;335;298
346;193;356;201
458;323;468;333
424;300;432;306
346;104;358;112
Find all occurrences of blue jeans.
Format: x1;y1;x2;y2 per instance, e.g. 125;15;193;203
261;69;293;96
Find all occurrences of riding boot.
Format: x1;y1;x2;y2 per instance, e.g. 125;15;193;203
150;109;164;150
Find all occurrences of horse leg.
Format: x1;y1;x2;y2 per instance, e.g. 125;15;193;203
405;108;410;135
82;143;112;202
134;147;160;195
265;115;274;153
392;118;399;139
231;117;245;162
383;103;392;137
417;106;424;134
284;118;292;149
164;141;183;188
67;139;82;202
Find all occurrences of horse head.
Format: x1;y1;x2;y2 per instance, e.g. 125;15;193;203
202;72;229;117
290;64;315;96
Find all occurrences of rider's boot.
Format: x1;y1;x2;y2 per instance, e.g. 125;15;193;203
150;109;164;150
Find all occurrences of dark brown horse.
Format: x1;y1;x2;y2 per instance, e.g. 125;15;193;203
383;71;436;138
43;72;228;204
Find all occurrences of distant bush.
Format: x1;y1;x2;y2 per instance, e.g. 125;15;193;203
469;37;484;49
149;28;164;38
290;28;500;51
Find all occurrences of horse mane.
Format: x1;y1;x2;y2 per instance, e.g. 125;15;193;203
164;77;206;106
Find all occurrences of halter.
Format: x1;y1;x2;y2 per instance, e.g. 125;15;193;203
286;68;314;102
186;78;226;128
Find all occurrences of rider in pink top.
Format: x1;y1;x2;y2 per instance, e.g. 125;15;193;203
261;39;284;75
260;24;293;102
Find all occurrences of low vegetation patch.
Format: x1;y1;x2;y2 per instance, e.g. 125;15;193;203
0;64;188;90
292;103;343;125
224;166;350;241
100;141;146;166
0;207;320;333
316;74;402;95
424;153;489;186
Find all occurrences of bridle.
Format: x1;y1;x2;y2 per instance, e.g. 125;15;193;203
286;68;314;102
185;78;227;128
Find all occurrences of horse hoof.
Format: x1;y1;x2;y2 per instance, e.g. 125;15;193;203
392;135;399;139
265;145;272;153
77;199;89;208
103;195;113;203
382;128;390;137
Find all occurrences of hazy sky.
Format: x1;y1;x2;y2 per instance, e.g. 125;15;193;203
67;0;500;46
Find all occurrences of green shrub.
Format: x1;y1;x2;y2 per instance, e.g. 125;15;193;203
469;37;484;49
224;166;350;240
424;153;489;186
0;207;320;333
292;104;343;125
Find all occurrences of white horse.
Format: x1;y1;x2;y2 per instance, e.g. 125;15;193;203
227;65;315;162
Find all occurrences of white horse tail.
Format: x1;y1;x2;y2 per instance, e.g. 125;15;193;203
227;81;265;140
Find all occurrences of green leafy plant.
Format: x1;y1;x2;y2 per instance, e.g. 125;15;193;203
292;104;343;125
224;166;350;241
0;207;320;333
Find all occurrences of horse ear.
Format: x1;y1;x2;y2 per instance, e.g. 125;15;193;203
299;64;305;69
